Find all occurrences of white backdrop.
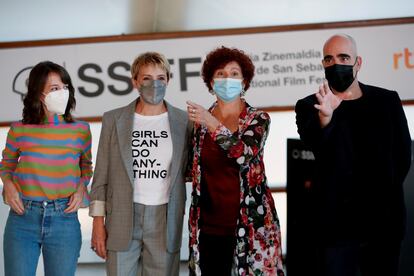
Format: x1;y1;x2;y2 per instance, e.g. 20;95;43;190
1;20;414;273
1;22;414;122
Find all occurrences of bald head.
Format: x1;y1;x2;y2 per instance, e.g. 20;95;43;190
323;34;358;57
322;33;362;71
322;33;362;92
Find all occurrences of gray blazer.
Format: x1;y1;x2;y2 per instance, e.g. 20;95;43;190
89;98;190;253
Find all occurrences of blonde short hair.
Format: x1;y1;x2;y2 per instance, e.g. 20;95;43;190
131;52;171;81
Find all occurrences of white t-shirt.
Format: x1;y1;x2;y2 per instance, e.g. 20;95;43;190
132;112;172;205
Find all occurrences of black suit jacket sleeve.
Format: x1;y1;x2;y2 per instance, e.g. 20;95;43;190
295;95;336;154
390;91;412;185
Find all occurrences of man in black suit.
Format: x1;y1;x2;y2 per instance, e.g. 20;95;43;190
295;34;412;276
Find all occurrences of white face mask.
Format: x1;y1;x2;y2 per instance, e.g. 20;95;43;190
44;88;69;115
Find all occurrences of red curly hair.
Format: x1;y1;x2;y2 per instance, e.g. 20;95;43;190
201;46;255;92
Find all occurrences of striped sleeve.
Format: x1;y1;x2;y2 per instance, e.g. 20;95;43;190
79;122;93;187
0;124;19;181
79;122;93;207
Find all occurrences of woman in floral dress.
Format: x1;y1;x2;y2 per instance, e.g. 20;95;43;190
186;46;284;276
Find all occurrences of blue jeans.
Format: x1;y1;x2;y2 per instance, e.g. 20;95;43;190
3;198;82;276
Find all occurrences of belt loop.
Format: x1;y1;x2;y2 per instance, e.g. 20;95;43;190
25;200;32;209
54;199;59;211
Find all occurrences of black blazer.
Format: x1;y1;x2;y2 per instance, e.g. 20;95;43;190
295;82;412;244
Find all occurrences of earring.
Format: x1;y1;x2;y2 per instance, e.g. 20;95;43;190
208;89;216;95
240;89;246;97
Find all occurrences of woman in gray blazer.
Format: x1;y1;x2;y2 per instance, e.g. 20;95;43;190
89;52;190;276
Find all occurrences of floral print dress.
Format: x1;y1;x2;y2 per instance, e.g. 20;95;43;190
188;101;285;276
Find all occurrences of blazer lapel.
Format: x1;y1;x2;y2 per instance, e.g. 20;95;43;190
166;102;185;189
116;99;137;187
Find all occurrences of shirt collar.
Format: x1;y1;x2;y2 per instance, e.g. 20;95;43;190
43;114;65;124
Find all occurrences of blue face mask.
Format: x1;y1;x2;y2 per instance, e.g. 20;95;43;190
213;78;243;102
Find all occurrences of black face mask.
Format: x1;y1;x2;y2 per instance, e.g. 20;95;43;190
324;59;357;92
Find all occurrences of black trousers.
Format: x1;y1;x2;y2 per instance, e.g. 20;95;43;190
321;239;402;276
199;232;236;276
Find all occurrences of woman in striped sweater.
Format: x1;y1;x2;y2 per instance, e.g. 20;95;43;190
0;61;93;276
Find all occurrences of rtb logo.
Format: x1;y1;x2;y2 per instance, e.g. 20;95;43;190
393;48;414;69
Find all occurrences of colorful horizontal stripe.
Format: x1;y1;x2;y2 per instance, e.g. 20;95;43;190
0;114;93;204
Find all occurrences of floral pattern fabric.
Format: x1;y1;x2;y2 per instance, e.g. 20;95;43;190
188;101;285;276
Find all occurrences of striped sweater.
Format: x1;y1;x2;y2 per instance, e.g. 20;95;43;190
0;114;93;204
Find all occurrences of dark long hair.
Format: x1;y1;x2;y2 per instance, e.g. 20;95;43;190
22;61;76;124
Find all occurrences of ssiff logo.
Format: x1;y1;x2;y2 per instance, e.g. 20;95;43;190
393;48;414;69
